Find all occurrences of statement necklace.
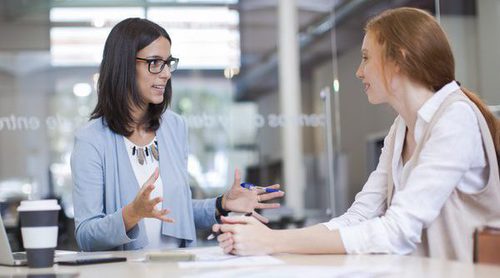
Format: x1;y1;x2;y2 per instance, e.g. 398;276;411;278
131;140;159;165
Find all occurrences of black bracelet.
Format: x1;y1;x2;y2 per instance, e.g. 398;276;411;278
216;195;230;216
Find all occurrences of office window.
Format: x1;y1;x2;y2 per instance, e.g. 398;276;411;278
50;6;240;69
148;7;240;70
50;8;145;66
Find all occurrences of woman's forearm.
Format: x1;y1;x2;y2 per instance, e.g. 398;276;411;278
122;204;140;231
271;224;346;254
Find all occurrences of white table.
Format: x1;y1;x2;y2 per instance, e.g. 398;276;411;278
1;247;500;277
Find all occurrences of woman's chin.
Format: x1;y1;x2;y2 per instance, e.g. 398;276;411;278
367;95;383;105
149;96;164;105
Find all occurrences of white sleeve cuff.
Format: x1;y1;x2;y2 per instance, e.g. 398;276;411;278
321;219;344;231
338;218;393;254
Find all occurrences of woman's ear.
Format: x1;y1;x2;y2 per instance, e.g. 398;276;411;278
399;47;408;59
395;48;408;73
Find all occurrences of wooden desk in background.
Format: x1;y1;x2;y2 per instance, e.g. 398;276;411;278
1;248;500;277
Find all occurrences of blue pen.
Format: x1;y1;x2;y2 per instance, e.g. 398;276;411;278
240;182;279;193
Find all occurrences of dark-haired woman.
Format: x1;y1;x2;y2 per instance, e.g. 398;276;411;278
213;7;500;262
71;18;284;251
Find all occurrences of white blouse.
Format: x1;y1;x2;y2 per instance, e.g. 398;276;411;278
322;81;488;254
123;136;181;250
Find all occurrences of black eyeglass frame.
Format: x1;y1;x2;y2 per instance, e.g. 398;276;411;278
136;56;180;74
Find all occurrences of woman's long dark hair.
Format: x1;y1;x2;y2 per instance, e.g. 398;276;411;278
91;18;172;136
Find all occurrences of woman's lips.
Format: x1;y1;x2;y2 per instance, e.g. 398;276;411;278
152;85;165;94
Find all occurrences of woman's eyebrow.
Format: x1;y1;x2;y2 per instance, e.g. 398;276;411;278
144;55;168;59
146;55;163;59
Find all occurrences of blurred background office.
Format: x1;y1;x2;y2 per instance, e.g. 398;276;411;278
0;0;499;251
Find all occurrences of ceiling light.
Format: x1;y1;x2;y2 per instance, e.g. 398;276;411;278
73;83;92;97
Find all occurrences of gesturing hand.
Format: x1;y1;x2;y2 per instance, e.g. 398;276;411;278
123;167;174;231
222;169;285;223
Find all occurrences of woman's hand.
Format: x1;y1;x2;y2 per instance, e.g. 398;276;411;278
221;169;284;223
212;215;275;256
213;218;346;256
122;167;174;231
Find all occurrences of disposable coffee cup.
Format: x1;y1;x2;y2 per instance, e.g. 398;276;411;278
17;199;61;268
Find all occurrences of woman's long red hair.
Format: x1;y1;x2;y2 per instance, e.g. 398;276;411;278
366;7;499;161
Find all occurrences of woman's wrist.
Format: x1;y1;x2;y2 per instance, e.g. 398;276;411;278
270;229;285;253
123;204;140;231
222;193;227;211
216;195;230;216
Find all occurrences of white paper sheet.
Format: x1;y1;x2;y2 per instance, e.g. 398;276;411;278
178;246;284;269
187;246;235;261
184;265;398;277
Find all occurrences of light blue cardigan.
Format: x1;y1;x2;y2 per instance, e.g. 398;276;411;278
71;110;217;251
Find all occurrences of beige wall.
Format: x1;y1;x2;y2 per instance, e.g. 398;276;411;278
477;0;500;105
0;1;50;51
441;16;478;92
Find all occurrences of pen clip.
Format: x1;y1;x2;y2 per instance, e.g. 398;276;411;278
240;182;255;190
207;232;219;240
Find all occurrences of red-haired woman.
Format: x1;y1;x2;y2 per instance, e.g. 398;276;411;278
212;7;500;262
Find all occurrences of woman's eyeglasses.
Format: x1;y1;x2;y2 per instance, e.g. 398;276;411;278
136;56;179;74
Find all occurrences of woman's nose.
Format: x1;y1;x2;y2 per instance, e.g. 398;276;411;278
355;64;363;79
158;67;171;80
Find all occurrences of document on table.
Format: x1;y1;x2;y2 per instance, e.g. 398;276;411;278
186;265;399;277
178;246;284;269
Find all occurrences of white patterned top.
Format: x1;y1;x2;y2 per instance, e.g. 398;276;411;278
123;136;181;249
